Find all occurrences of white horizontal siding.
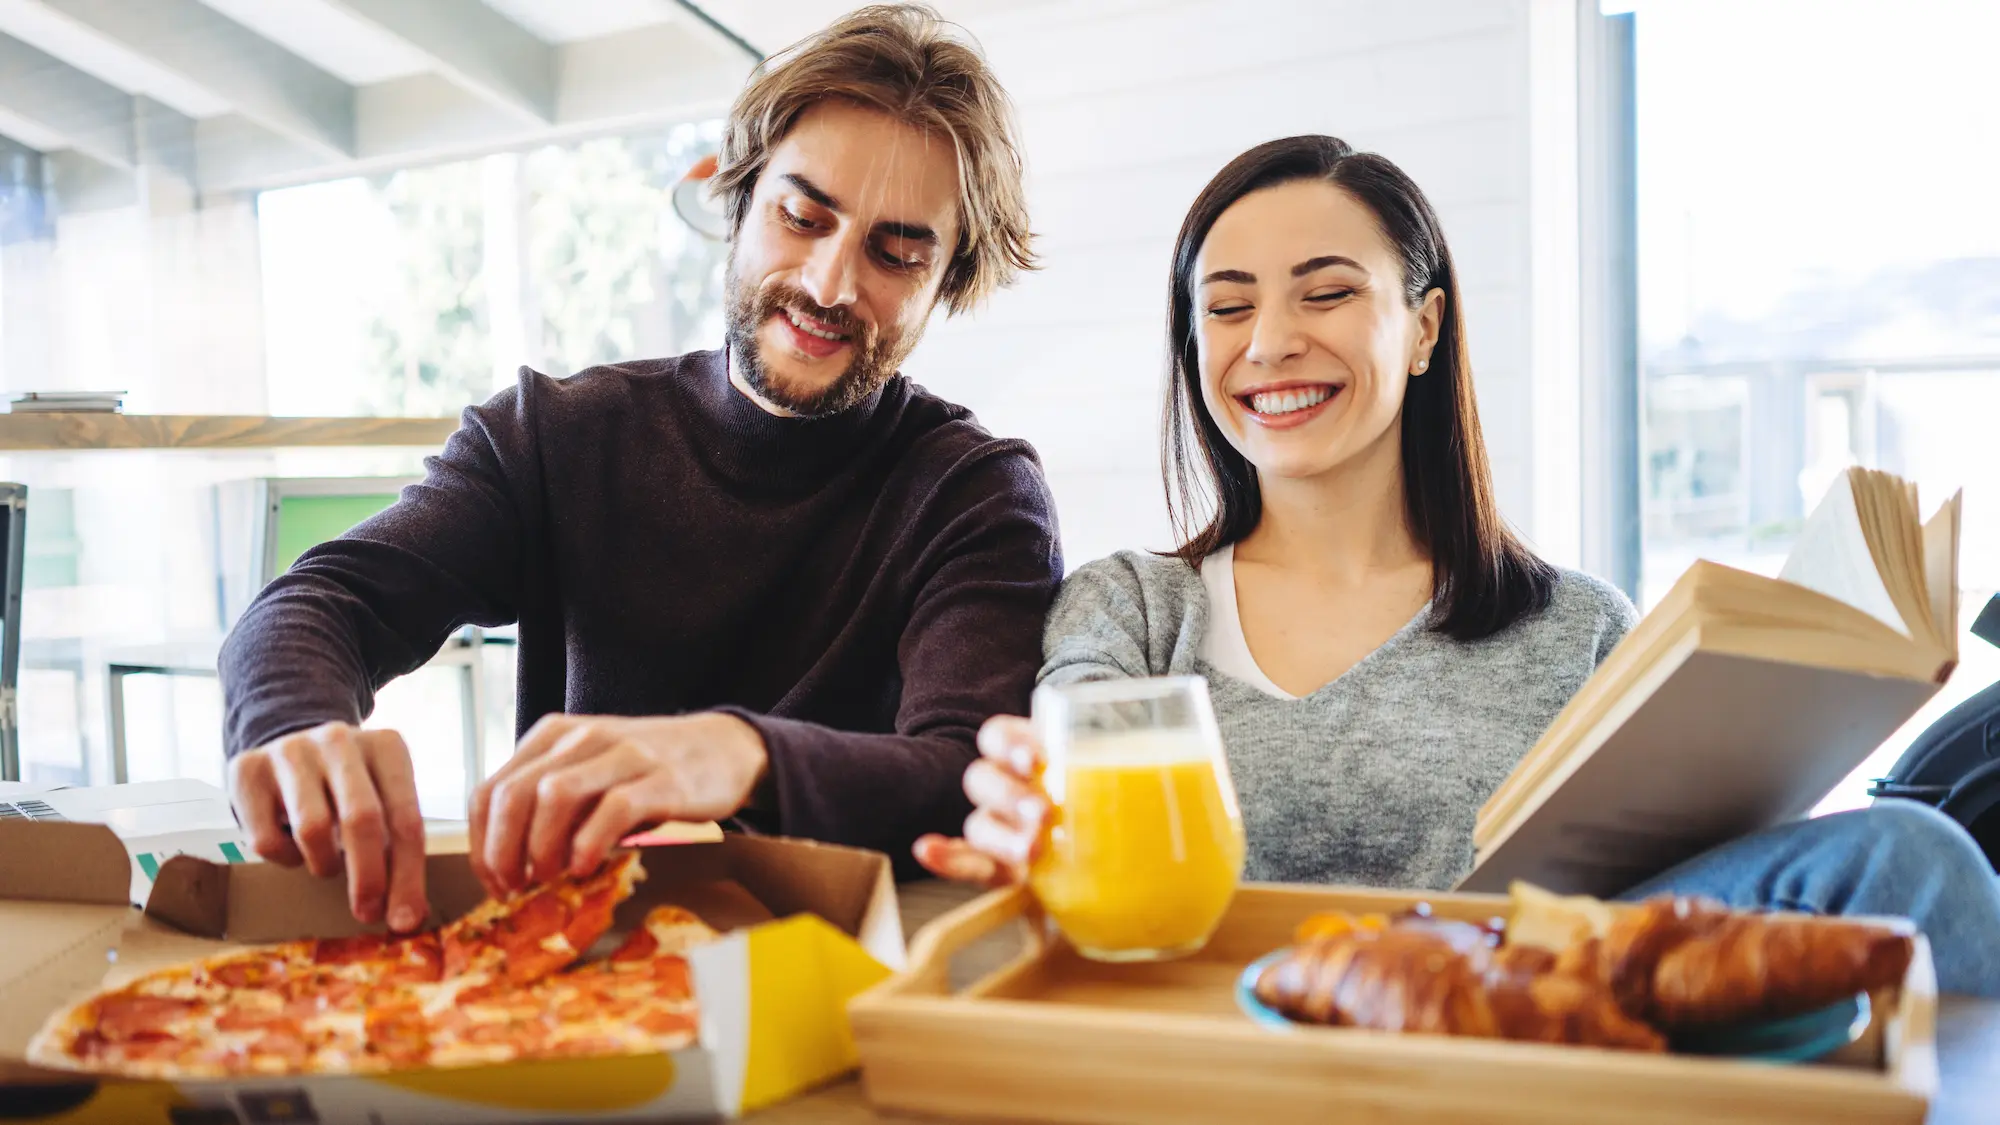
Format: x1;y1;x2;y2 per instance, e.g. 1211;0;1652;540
911;0;1540;573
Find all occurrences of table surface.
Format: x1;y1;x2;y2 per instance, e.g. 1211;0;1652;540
752;880;2000;1125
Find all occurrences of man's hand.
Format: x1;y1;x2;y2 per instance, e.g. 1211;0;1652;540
468;713;768;898
227;722;429;932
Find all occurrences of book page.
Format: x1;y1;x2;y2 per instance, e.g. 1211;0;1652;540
1779;468;1908;636
1923;490;1963;665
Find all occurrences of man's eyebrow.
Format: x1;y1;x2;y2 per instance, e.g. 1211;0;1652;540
782;173;841;212
1293;254;1362;277
876;220;938;244
1199;268;1256;285
781;174;937;244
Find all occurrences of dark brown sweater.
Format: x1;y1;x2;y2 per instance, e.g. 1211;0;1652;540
218;349;1064;875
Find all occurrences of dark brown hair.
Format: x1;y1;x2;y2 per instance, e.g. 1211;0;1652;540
710;3;1036;315
1164;135;1555;641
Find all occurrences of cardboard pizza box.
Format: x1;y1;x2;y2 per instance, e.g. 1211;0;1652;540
0;818;906;1124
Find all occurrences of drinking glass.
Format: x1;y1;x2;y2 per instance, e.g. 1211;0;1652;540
1025;675;1246;962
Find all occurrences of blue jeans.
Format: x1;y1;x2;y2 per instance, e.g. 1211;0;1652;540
1616;800;2000;998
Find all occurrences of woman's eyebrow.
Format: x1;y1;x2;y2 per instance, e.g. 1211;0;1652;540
1200;255;1365;286
1292;254;1363;277
1199;268;1256;285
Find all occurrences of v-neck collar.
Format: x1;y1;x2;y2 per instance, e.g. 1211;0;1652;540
1210;543;1435;701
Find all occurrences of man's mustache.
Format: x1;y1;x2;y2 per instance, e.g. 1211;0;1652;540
759;288;868;342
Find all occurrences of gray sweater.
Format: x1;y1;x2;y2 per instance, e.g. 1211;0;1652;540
1039;550;1637;890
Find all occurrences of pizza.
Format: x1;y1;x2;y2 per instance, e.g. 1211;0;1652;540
26;852;724;1080
428;907;714;1068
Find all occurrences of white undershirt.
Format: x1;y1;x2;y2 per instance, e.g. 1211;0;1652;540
1198;544;1300;701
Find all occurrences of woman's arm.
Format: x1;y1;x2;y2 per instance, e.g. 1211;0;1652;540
1588;577;1643;666
1038;551;1187;686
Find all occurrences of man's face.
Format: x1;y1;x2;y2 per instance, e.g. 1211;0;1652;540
724;99;963;416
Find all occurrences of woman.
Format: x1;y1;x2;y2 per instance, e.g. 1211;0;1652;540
913;135;2000;996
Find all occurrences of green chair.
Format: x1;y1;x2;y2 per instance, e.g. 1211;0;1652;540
106;477;492;793
0;482;25;781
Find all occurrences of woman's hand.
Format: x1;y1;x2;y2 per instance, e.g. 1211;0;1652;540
913;715;1050;888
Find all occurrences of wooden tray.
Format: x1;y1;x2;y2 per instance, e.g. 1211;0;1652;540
847;883;1937;1125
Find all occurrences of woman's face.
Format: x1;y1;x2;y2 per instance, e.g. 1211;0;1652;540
1193;180;1442;483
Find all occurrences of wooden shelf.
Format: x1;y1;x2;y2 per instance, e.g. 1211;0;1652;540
0;413;460;451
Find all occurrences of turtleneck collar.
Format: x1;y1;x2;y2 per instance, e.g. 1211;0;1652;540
676;346;902;492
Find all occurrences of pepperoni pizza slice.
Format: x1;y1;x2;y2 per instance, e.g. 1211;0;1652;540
437;850;646;995
424;905;719;1067
26;851;709;1080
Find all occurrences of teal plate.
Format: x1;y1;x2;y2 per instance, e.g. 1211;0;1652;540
1669;991;1871;1061
1235;949;1871;1063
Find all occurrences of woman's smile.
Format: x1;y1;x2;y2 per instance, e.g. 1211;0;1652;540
1234;380;1344;430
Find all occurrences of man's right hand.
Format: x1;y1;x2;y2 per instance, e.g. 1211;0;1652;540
227;722;430;933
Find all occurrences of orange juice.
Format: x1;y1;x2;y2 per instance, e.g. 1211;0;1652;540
1028;729;1246;960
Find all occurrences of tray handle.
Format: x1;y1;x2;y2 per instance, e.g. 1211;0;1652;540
874;883;1045;999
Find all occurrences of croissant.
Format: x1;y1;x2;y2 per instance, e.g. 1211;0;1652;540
1646;911;1914;1027
1253;928;1499;1038
1602;895;1915;1028
1597;895;1729;1017
1482;942;1666;1052
1254;924;1665;1051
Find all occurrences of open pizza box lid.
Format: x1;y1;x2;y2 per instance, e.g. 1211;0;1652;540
0;818;906;1121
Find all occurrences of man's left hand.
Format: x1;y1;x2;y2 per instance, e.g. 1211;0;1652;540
469;712;768;897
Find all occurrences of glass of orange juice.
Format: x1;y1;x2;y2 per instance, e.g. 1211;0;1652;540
1026;675;1246;962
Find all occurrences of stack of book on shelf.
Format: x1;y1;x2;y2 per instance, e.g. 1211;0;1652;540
6;391;125;414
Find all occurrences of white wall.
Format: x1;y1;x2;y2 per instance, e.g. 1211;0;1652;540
904;0;1580;572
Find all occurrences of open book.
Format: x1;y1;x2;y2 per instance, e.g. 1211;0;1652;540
1459;466;1962;897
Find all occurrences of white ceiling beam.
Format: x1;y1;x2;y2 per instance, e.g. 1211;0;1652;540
133;94;195;186
0;106;69;153
0;30;132;166
659;0;765;63
45;146;137;211
326;0;556;125
196;25;751;195
31;0;355;158
553;23;753;128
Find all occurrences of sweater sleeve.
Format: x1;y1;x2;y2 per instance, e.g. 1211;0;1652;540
218;382;539;757
1037;554;1165;688
1584;573;1643;667
717;446;1063;877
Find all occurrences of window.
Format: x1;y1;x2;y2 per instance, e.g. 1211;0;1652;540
3;121;727;808
1626;0;2000;808
260;119;727;416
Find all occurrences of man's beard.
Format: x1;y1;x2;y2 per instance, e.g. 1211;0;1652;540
724;262;905;418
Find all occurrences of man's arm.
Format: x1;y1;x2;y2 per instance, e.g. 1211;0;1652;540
219;382;538;755
464;441;1062;893
219;376;541;931
719;445;1062;874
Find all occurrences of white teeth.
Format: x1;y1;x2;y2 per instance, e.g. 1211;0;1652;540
1248;386;1334;415
784;308;849;342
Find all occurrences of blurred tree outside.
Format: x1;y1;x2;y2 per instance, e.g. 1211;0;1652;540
364;160;493;416
357;120;728;414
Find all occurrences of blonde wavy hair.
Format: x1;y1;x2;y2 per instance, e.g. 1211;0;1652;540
709;3;1037;315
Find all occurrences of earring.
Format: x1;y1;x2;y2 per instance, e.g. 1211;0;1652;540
1413;359;1428;375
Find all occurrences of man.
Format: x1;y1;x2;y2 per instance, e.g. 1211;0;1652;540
220;3;1060;932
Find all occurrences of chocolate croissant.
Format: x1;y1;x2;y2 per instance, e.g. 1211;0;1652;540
1601;895;1915;1028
